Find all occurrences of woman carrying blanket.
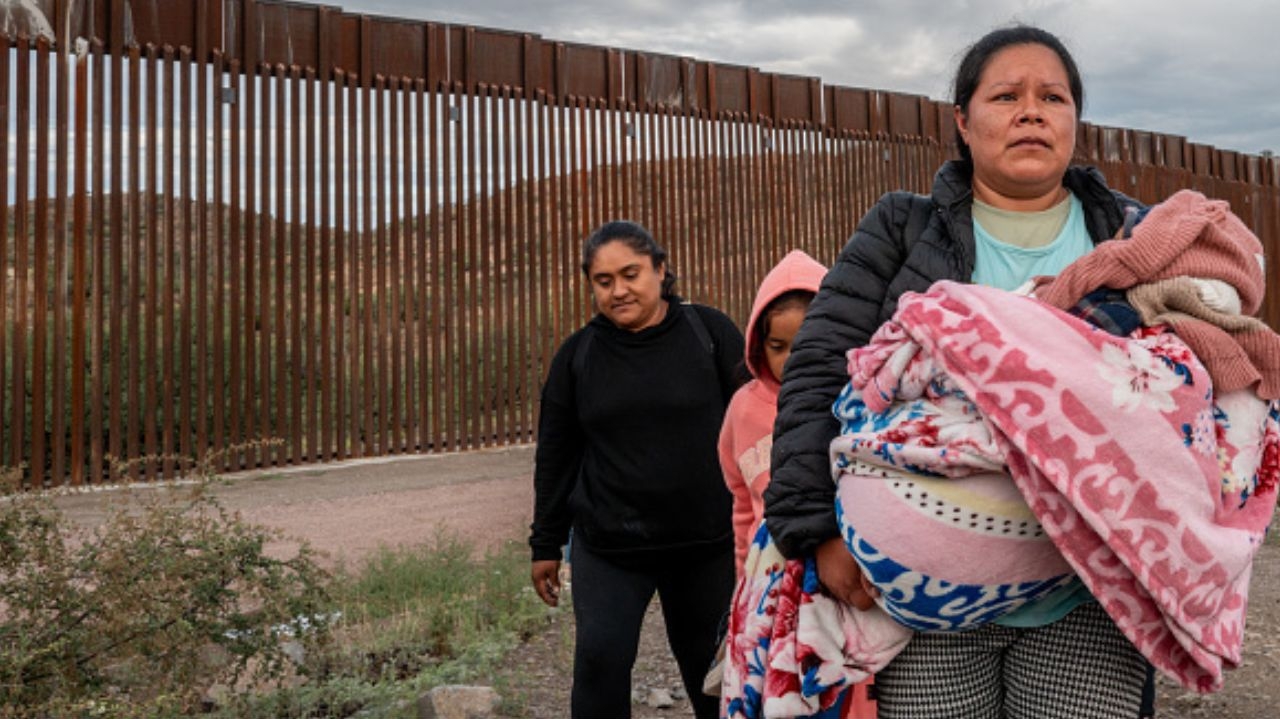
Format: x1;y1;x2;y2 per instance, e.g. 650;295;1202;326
764;25;1152;718
529;220;745;719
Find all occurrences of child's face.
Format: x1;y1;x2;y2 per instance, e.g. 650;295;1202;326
764;306;806;383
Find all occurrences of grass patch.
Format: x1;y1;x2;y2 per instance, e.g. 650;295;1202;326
217;535;554;718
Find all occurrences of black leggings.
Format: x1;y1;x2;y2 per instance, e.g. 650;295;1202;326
569;540;734;719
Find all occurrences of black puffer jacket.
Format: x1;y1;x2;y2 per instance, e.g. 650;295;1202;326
763;160;1143;558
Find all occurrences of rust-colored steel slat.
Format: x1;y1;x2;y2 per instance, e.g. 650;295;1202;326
10;39;28;477
273;63;288;465
227;56;243;466
158;45;173;478
394;76;413;452
289;64;304;464
51;32;69;486
179;47;195;471
89;38;105;482
320;68;335;460
31;41;49;487
306;66;320;460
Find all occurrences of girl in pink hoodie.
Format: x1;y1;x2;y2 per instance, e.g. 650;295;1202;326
717;250;877;718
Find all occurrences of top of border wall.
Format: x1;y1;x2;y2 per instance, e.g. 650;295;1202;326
16;0;1280;182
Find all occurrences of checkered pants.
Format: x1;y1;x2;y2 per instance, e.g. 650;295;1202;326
874;601;1148;719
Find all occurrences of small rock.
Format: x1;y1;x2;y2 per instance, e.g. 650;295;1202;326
280;640;306;666
417;685;499;719
646;687;675;708
670;685;686;701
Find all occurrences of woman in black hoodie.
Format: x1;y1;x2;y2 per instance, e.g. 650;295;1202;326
529;220;744;718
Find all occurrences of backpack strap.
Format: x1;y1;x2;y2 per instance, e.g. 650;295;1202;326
681;303;715;356
570;327;595;380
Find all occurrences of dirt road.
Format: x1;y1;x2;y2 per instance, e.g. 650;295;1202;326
50;445;1280;718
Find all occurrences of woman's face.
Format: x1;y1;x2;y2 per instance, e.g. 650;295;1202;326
955;43;1077;210
588;239;667;332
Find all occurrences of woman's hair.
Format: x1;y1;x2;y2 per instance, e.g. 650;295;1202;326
581;220;679;299
952;24;1084;163
750;289;815;370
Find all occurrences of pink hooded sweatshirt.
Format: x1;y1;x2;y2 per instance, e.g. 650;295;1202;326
718;250;827;576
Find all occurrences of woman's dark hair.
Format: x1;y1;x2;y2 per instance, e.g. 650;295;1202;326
581;220;679;299
952;24;1084;163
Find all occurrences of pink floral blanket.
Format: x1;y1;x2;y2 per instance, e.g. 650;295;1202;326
721;523;911;718
847;281;1279;692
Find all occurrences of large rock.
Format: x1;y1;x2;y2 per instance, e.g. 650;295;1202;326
417;685;500;719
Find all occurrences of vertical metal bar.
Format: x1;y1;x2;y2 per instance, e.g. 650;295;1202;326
151;44;165;475
621;101;633;221
662;106;678;286
374;74;389;455
178;45;202;466
347;70;362;458
447;82;464;450
679;106;697;301
211;51;225;463
0;37;9;468
397;77;415;452
477;84;493;446
228;58;243;465
550;96;567;383
466;87;483;448
360;74;374;456
241;60;257;465
383;76;401;453
305;67;319;460
71;34;90;485
274;64;288;465
524;91;544;438
508;85;526;441
750;120;767;277
52;35;71;485
642;101;656;242
258;62;274;465
319;68;333;461
459;85;476;447
590;96;603;232
429;80;445;451
11;38;28;477
289;65;302;464
108;45;128;480
179;47;193;472
414;78;428;452
31;41;51;486
529;88;550;424
89;38;105;482
500;86;517;443
732;113;745;311
334;70;348;460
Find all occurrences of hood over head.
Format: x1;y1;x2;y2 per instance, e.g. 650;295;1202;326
745;250;827;384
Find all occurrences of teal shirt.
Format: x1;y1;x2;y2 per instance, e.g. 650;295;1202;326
971;192;1093;627
971;193;1093;291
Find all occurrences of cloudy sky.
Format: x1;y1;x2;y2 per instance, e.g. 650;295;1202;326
312;0;1280;157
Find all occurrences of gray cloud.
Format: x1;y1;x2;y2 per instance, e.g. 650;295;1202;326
317;0;1280;154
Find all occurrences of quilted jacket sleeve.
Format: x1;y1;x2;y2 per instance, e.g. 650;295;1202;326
763;193;923;558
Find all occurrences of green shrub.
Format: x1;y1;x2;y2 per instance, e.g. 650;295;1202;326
0;462;332;718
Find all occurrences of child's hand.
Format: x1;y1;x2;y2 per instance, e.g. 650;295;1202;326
815;537;878;611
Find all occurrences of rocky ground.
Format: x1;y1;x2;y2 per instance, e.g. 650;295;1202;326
53;445;1280;718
